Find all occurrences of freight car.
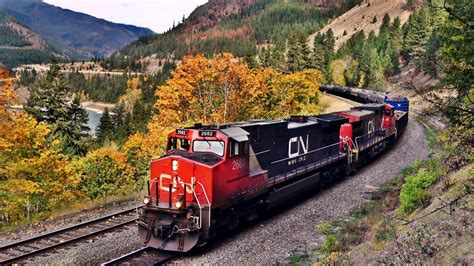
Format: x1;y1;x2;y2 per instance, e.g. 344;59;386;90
319;84;409;112
137;88;409;252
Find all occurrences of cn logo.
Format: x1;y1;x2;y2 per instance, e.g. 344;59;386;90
159;173;193;194
288;135;309;158
368;120;375;134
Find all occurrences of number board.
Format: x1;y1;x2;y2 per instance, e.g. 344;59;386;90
176;129;187;135
199;130;216;137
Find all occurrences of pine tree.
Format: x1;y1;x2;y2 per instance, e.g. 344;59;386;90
96;107;114;144
64;94;91;155
323;29;335;80
312;33;326;72
112;102;128;143
258;47;273;68
25;62;69;127
404;5;432;64
244;47;258;69
286;35;305;73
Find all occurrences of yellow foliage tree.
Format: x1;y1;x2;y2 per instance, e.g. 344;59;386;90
329;59;346;86
1;71;75;224
120;76;143;113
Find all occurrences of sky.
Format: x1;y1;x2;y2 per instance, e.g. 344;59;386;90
44;0;208;33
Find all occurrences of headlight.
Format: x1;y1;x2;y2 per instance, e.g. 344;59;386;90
143;196;150;205
172;160;178;171
175;195;185;209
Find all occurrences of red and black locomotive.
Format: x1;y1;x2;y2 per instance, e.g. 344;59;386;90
138;90;409;252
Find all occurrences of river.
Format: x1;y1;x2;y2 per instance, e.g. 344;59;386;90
8;106;103;135
86;109;102;135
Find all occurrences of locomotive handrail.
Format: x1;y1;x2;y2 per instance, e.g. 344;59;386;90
354;129;385;150
197;181;211;231
250;149;271;157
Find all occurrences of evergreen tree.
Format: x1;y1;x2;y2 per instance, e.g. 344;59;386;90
258;47;273;68
286;34;305;73
380;13;391;34
312;33;326;71
323;29;335;79
25;62;69;127
63;94;91;156
112;102;129;143
96;107;114;144
244;48;259;69
404;5;432;64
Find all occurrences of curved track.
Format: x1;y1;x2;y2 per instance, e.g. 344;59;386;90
0;206;141;264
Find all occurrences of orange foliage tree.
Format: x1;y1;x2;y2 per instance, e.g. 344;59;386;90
123;54;324;179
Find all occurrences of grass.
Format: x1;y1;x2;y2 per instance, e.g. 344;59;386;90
287;253;308;265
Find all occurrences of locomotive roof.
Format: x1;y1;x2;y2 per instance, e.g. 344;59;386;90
287;120;318;129
220;127;249;142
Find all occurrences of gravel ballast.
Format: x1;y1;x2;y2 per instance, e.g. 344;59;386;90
21;117;426;265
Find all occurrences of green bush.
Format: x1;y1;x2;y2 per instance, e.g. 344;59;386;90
399;170;438;214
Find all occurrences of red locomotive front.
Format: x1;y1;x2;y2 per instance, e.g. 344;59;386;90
137;127;267;252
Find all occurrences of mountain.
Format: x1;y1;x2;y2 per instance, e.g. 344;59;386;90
105;0;361;72
0;11;83;68
0;0;154;59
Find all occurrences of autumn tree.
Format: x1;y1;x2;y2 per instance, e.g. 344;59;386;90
329;59;346;86
73;149;139;202
1;71;75;223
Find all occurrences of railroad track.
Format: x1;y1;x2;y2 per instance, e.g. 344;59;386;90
0;206;142;265
101;246;176;265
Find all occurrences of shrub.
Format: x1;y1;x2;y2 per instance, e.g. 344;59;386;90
73;148;142;201
399;170;438;214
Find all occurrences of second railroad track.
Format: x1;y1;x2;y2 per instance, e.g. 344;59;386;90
0;206;142;265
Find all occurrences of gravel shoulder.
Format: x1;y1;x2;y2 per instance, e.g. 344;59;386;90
13;116;426;265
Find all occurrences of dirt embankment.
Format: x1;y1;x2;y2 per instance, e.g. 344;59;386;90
308;0;412;50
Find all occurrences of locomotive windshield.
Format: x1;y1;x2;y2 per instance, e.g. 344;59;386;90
193;140;225;156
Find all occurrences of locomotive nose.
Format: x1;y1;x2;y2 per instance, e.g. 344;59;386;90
137;210;201;252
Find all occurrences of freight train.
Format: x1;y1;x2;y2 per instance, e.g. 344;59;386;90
137;85;409;252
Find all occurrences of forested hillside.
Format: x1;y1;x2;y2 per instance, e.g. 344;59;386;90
0;11;81;69
0;0;154;66
105;0;361;71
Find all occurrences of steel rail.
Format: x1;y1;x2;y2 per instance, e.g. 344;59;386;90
0;206;142;264
101;247;176;266
0;206;142;251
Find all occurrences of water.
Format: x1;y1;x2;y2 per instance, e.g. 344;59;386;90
86;109;102;136
8;106;102;136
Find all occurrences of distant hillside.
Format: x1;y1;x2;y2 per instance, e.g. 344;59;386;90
105;0;361;72
0;11;82;68
309;0;412;49
0;0;154;59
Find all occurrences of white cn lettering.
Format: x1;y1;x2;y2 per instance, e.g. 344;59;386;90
288;135;309;158
368;120;375;135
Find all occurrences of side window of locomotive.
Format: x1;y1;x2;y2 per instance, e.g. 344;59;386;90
230;140;249;157
167;138;190;151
